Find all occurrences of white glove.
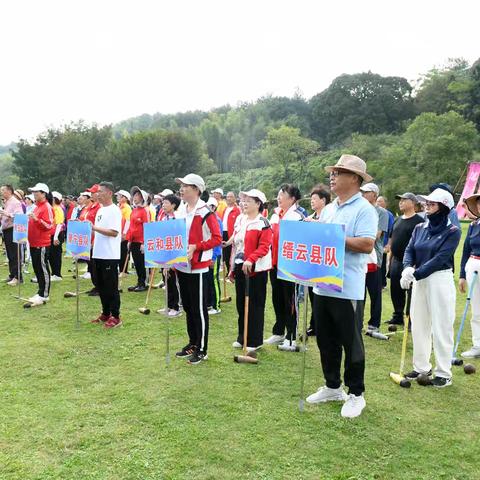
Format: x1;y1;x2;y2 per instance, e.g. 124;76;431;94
400;267;415;290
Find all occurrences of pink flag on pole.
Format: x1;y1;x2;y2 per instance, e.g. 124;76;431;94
457;163;480;219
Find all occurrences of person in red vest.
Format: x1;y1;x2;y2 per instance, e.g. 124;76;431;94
126;186;149;292
221;191;241;275
26;182;54;305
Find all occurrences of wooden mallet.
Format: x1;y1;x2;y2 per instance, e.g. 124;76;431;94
138;268;156;315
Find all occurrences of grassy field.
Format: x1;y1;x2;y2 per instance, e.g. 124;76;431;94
1;226;480;480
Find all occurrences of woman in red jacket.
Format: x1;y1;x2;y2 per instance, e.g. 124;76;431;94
174;174;222;365
127;186;149;292
27;183;54;305
231;189;272;351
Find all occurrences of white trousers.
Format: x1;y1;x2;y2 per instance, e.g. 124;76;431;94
410;269;455;378
464;257;480;347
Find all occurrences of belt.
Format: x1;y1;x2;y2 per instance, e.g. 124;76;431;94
470;255;480;260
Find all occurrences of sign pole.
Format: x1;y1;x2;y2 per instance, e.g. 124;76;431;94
299;284;309;412
165;267;170;365
75;260;80;328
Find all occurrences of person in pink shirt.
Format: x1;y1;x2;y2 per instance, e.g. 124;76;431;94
0;184;24;285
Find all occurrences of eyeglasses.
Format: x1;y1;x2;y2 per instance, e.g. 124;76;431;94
329;170;351;178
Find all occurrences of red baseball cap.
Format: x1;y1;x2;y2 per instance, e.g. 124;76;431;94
86;184;100;193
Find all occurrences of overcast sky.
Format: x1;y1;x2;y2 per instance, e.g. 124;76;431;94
0;0;478;145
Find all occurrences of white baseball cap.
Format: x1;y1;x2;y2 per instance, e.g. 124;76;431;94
26;194;34;201
241;189;267;204
417;188;454;209
52;191;62;201
175;174;206;193
212;188;224;195
360;183;380;195
28;182;49;194
207;196;218;207
80;191;92;198
160;188;174;197
115;189;131;201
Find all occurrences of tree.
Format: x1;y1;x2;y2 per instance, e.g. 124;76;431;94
310;72;414;146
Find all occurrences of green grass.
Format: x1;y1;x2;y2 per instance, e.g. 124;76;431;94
1;227;480;480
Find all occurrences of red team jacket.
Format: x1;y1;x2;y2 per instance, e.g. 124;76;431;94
127;206;150;243
243;215;273;275
223;205;241;238
270;205;304;267
28;200;54;248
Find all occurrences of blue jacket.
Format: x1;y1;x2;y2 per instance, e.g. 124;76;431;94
460;220;480;278
212;215;223;261
403;220;461;281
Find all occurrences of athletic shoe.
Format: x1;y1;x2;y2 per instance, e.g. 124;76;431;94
188;351;208;365
306;386;348;404
3;276;13;283
246;346;262;353
431;376;452;388
80;272;91;280
461;346;480;358
91;313;110;324
341;394;366;418
278;339;297;352
104;317;122;328
405;369;432;380
208;308;221;315
176;344;196;358
264;334;285;345
157;307;167;314
133;285;147;292
30;277;38;283
153;281;164;289
41;296;50;302
366;325;379;333
232;341;242;348
168;309;182;317
386;318;404;325
51;275;63;282
28;294;42;303
87;289;99;297
128;285;138;292
7;278;18;286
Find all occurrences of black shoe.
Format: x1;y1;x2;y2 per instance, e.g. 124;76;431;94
386;318;404;325
188;351;208;365
306;328;315;337
431;376;452;388
88;289;99;297
133;285;147;292
175;344;196;358
127;285;137;292
405;369;432;380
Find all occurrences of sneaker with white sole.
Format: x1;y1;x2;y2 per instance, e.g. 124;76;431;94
461;346;480;358
28;294;42;303
208;308;221;315
341;394;366;418
232;341;242;348
168;309;182;317
7;278;19;286
80;272;91;280
431;376;452;388
278;339;297;352
306;386;348;404
30;277;38;283
51;275;62;282
264;334;285;345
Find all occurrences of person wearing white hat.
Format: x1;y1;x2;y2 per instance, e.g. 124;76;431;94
231;189;272;350
126;186;150;292
459;194;480;358
49;191;65;281
306;154;377;419
174;173;222;364
115;190;132;276
402;188;461;387
212;188;227;218
27;183;54;305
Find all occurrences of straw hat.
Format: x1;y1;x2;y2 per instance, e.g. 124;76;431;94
325;154;373;183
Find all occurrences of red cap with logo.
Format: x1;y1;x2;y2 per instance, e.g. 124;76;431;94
86;184;100;193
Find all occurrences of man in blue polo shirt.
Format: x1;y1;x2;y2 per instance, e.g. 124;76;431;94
306;154;378;418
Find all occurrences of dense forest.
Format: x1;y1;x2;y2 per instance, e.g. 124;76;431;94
2;57;479;205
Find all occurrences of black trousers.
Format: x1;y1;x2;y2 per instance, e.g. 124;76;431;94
177;270;210;354
364;269;382;328
234;264;267;348
207;257;221;310
308;286;315;333
222;231;232;274
95;259;120;318
381;252;388;288
130;242;146;286
87;248;98;289
166;269;180;311
270;266;297;340
31;246;51;298
389;257;411;323
3;227;22;281
314;295;365;396
49;231;65;277
120;240;130;274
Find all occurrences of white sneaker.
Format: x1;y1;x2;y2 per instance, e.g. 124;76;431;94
306;386;348;404
41;296;50;302
168;309;182;317
208;308;221;315
28;294;41;303
31;277;38;283
232;341;242;348
80;272;91;280
277;339;297;351
7;278;18;286
246;346;261;353
341;394;366;418
461;346;480;358
264;334;285;345
51;275;62;282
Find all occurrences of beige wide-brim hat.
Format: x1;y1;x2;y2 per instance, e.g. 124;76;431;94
465;194;480;218
325;154;373;183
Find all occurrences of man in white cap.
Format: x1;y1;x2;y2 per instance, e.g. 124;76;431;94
360;182;389;335
212;188;227;218
306;154;378;418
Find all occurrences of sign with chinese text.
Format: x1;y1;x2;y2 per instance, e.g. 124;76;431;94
144;219;188;268
277;220;346;292
66;221;92;259
13;214;28;244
